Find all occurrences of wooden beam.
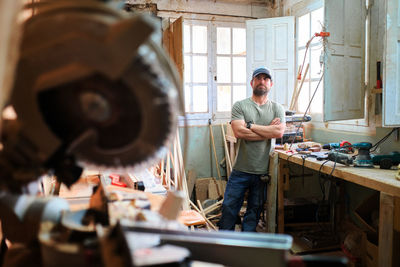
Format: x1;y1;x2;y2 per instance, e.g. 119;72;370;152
209;124;222;180
221;124;232;177
175;130;190;210
277;158;286;233
379;192;394;267
266;152;278;233
394;196;400;267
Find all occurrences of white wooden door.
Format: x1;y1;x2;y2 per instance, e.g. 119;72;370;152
246;17;295;108
383;0;400;126
323;0;366;121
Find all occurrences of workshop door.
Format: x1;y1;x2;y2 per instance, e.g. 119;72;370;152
323;0;366;121
246;17;295;108
384;0;400;126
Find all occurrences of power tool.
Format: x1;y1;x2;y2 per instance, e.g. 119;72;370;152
352;142;373;167
327;151;353;166
322;141;353;153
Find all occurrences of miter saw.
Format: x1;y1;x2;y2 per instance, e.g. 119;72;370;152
0;0;180;262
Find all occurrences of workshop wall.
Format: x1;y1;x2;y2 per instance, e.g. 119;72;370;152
178;126;227;179
125;0;275;18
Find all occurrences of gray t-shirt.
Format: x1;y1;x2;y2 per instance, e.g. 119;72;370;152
231;97;285;174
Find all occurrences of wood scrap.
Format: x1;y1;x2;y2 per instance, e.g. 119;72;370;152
221;124;232;178
203;199;223;215
159;191;184;220
195;178;211;203
208;179;220;199
289;65;302;111
190;200;217;230
290;63;309;111
186;170;196;199
197;200;210;230
209;123;222;179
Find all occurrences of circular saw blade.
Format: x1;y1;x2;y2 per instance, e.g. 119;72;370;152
11;2;179;175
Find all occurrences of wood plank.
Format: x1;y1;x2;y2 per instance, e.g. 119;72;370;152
208;179;220;199
171;17;183;80
277;158;286;233
378;192;394;267
209;124;222;180
289;63;309;111
175;130;190;210
393;196;400;267
195;178;212;203
221;124;232;177
189;200;217;231
186;169;196;199
197;200;210;230
266;152;278;233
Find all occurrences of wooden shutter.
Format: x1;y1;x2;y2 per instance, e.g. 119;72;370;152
162;16;183;80
383;0;400;126
323;0;366;121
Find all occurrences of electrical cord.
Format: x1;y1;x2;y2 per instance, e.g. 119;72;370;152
371;127;400;152
285;153;297;176
289;71;325;150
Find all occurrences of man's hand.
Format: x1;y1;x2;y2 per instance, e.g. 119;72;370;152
249;117;285;139
231;120;264;141
270;118;281;125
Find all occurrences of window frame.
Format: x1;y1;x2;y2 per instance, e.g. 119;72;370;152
179;19;247;126
295;5;325;120
211;21;247;120
181;20;213;124
292;0;374;134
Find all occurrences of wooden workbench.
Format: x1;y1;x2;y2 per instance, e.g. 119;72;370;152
274;150;400;267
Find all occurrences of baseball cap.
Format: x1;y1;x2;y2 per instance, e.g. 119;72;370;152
252;67;272;79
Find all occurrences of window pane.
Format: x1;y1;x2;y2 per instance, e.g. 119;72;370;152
217;85;231;112
193;25;207;53
217;27;231;54
233;28;246;55
310;46;322;78
184;25;191;53
193;86;208;112
232;57;246;83
217;57;231;83
298;13;310;47
184;85;191;112
311;7;324;44
298;81;310;113
184;56;191;83
311;80;323;113
233;85;246;104
193;56;207;83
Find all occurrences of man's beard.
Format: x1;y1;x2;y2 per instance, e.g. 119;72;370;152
253;85;269;96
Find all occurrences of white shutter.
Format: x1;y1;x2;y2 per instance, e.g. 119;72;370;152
383;0;400;126
323;0;366;121
246;17;295;108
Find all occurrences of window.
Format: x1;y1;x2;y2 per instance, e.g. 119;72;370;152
184;23;208;114
296;7;324;117
182;20;246;125
215;27;247;113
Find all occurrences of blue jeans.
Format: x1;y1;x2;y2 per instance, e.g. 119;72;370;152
219;170;265;232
